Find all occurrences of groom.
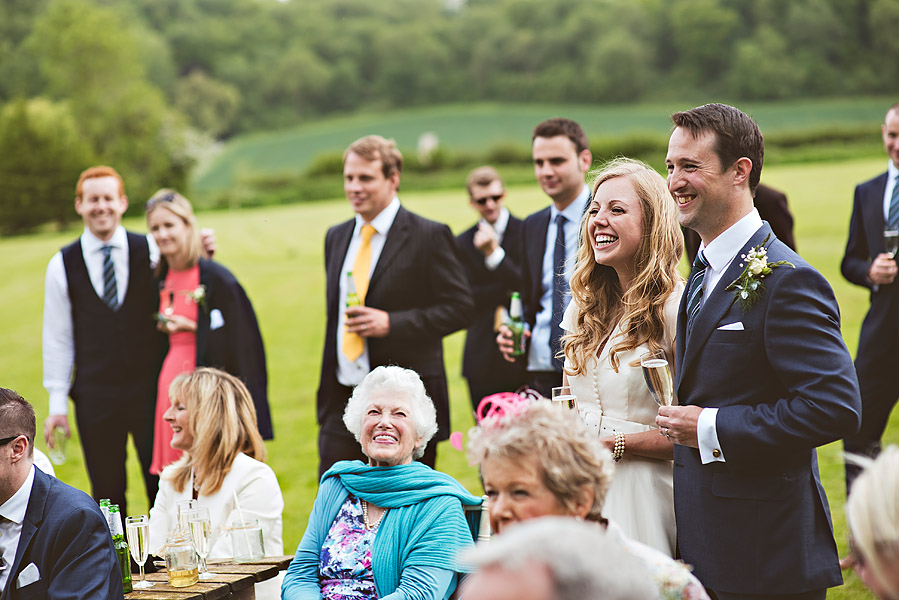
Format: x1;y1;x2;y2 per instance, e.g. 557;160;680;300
657;104;861;600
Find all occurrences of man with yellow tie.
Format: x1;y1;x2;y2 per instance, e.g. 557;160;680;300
316;135;474;475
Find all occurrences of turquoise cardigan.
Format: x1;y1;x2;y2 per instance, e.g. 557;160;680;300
282;461;481;599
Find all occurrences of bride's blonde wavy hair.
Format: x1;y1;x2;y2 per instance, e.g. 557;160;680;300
563;158;683;375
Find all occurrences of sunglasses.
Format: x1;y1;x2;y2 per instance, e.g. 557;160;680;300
146;191;176;210
473;194;503;206
0;434;22;446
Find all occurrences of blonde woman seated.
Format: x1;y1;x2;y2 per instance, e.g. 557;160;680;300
845;445;899;600
562;157;683;556
467;401;709;600
148;368;283;597
282;366;481;600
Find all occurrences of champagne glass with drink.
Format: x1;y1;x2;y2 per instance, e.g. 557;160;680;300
551;385;578;411
125;515;154;589
884;227;899;259
641;349;673;406
188;507;215;580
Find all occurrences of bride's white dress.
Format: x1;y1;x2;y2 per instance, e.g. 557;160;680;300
561;283;682;557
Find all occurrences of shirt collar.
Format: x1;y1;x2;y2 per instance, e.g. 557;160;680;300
82;225;127;253
481;207;510;236
0;464;35;525
550;184;590;224
355;197;401;236
888;160;899;181
699;208;763;273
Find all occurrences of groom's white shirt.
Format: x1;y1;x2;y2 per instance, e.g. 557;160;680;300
693;208;763;464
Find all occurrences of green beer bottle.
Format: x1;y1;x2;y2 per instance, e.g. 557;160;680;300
108;504;133;593
508;291;526;357
346;271;361;307
99;498;111;524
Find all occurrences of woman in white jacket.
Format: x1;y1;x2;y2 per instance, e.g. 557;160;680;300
149;367;283;598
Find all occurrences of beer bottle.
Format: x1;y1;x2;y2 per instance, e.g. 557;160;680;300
99;498;111;524
508;291;526;357
108;504;133;593
346;272;361;307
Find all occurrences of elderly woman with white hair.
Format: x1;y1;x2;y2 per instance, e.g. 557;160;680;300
845;445;899;600
282;366;481;600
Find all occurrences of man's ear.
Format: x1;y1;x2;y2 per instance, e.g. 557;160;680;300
733;157;752;187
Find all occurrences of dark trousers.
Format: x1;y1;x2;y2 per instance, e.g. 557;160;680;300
707;590;826;600
844;348;899;492
527;370;562;399
76;406;158;518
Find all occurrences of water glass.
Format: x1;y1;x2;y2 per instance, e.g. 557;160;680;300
231;520;265;563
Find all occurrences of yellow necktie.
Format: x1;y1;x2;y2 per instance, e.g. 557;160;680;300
343;224;376;361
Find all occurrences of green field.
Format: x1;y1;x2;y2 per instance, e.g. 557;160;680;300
1;157;895;599
194;98;895;192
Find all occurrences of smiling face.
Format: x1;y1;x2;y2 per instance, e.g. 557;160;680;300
469;180;505;224
586;176;644;287
147;205;192;267
75;176;128;242
163;394;194;451
666;127;746;245
481;453;570;535
883;108;899;169
360;392;422;467
344;152;399;222
532;135;591;209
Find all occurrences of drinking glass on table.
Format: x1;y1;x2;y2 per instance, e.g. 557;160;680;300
125;515;154;589
884;228;899;259
551;385;578;411
640;349;673;407
177;499;197;530
187;507;215;580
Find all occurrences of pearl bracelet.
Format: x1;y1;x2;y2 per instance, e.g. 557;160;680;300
613;432;626;462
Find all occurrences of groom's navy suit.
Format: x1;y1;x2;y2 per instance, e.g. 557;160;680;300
674;224;861;596
2;467;122;600
840;171;899;485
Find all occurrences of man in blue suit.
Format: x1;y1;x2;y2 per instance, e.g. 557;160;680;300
657;104;861;599
841;102;899;491
0;388;122;600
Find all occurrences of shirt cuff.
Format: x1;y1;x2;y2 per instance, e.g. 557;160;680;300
484;246;506;271
48;390;69;416
697;407;725;464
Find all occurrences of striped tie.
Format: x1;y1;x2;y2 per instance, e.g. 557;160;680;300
685;250;709;334
101;245;118;310
888;173;899;229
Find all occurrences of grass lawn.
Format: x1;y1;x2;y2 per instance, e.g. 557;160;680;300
0;156;895;599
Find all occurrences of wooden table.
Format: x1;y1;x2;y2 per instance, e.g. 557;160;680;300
125;556;293;600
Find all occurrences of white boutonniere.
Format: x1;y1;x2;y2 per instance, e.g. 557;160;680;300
187;285;207;310
725;235;794;310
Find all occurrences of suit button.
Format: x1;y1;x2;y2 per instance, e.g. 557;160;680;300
712;448;721;458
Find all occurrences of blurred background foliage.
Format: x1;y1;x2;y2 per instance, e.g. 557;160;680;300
2;0;898;231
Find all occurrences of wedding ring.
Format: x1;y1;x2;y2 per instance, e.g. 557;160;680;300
666;432;671;441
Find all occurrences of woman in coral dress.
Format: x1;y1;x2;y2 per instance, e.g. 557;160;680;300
147;189;271;475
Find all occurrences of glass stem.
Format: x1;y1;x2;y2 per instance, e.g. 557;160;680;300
139;563;145;582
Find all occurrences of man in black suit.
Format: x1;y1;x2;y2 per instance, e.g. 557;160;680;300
841;101;899;490
498;119;593;396
456;166;526;413
316;135;474;474
0;388;122;599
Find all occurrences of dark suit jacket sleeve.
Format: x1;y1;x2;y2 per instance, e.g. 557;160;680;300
198;260;272;438
754;185;796;251
43;505;122;599
386;223;474;343
841;182;875;289
716;265;861;465
456;230;521;309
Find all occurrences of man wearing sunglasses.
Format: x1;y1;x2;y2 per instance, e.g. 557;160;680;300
0;388;122;599
456;166;526;411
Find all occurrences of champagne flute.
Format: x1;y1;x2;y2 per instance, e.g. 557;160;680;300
176;499;197;530
884;228;899;259
125;515;154;589
640;349;673;406
187;507;215;580
551;385;578;411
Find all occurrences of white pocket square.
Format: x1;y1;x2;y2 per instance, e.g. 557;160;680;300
209;309;225;330
16;562;40;588
717;322;744;331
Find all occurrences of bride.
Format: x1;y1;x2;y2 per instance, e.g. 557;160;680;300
562;157;683;556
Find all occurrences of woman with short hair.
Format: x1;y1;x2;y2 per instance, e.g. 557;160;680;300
282;366;481;600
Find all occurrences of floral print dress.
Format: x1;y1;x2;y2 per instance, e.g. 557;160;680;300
319;494;379;599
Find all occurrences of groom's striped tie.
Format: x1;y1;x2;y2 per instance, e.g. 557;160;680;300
686;250;709;334
888;173;899;229
101;245;118;310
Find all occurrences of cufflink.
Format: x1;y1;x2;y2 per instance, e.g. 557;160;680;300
712;448;721;458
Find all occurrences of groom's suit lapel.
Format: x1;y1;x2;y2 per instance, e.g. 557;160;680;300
677;224;773;395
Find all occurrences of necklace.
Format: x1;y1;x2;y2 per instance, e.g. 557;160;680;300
361;499;386;530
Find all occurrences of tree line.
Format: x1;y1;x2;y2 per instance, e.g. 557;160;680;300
1;0;897;232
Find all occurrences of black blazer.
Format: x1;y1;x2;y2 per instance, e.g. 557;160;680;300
456;215;526;383
2;467;123;600
317;206;474;438
518;207;552;329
